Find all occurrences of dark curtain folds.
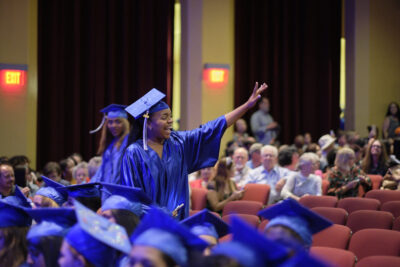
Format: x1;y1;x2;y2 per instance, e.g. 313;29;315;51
235;0;341;145
37;0;174;169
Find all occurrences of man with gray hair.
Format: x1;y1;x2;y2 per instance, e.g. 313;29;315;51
247;145;291;204
232;147;250;188
246;143;263;169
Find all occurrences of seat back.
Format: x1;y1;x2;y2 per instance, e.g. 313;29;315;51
381;201;400;218
222;200;263;216
356;256;400;267
321;180;329;195
348;229;400;260
191;188;208;210
311;207;348;225
312;224;352;249
222;214;260;228
310;247;356;267
299;195;337;208
346;210;393;233
242;184;270;205
367;174;383;190
393;216;400;231
337;197;380;214
365;189;400;205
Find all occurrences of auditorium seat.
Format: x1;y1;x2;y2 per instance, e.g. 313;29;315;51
222;214;260;228
190;188;208;210
367;174;383;190
312;224;352;249
345;210;394;233
222;200;263;216
393;216;400;231
381;201;400;218
189;209;220;218
337;197;380;214
299;195;337;209
356;255;400;267
365;189;400;205
321;180;329;195
258;219;269;232
241;184;270;205
311;207;348;225
310;247;356;267
348;229;400;260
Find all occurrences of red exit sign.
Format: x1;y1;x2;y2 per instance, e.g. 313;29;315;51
0;64;27;92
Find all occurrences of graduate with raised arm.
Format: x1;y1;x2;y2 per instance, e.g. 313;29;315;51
121;82;268;220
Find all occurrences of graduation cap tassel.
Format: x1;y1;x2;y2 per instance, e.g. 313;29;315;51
89;115;106;134
143;111;150;150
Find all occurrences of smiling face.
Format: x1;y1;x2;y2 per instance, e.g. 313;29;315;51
147;109;173;143
370;140;382;157
107;118;125;137
261;146;278;171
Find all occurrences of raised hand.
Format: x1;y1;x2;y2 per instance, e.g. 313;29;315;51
247;82;268;108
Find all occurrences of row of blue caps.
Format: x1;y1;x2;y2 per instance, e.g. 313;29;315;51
1;182;332;267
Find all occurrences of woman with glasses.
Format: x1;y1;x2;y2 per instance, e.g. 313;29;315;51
361;139;389;176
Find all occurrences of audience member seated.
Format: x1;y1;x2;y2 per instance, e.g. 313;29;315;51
327;147;372;199
361;139;389;176
0;162;16;198
69;152;83;165
318;134;336;171
246;143;263;169
42;161;70;186
292;134;305;154
281;153;322;201
278;147;299;172
232;119;252;146
382;102;400;139
72;162;90;185
381;165;400;190
190;167;215;189
207;157;244;213
247;145;291;204
232;147;250;188
14;165;38;197
87;156;102;180
59;157;76;184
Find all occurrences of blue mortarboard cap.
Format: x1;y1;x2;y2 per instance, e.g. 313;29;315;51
125;89;169;150
35;187;67;206
131;207;208;267
59;183;101;198
90;104;128;134
100;182;152;205
6;186;32;208
100;104;128;119
211;216;289;267
27;221;67;240
24;207;77;227
125;89;167;119
258;198;333;248
181;209;230;239
42;176;65;189
101;195;145;217
0;198;32;227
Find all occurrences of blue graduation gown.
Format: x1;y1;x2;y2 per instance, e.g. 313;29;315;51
92;135;129;186
121;116;227;220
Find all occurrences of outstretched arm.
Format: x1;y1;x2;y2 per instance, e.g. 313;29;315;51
225;82;268;127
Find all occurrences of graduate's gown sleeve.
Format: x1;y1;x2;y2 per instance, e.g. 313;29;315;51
120;116;227;220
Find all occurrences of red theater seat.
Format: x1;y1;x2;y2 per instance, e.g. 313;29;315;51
311;207;348;225
241;184;270;205
337;197;380;214
348;229;400;260
222;214;260;228
299;195;337;209
367;174;383;190
312;224;352;249
365;189;400;205
310;247;356;267
356;256;400;267
393;216;400;231
191;188;207;210
381;201;400;218
222;200;263;216
346;210;393;233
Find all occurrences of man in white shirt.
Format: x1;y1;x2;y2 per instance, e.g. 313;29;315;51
232;147;250;189
247;145;291;204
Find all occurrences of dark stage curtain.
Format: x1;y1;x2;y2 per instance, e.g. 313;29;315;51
37;0;174;169
235;0;341;145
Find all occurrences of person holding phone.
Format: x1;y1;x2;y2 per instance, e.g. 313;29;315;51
206;157;245;213
327;147;372;199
